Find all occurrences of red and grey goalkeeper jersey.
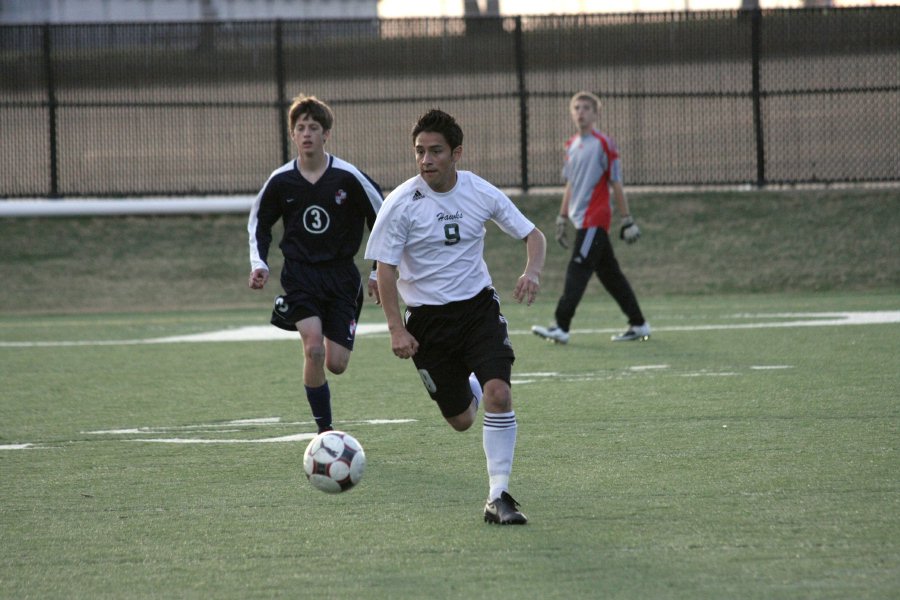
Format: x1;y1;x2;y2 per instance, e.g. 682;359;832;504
563;129;622;232
248;154;383;272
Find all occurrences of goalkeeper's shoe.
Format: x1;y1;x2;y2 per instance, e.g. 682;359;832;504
611;322;651;342
484;492;528;525
531;324;569;344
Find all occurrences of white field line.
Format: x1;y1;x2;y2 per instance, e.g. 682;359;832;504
0;196;255;218
0;323;383;347
2;418;418;450
2;311;899;348
513;364;771;384
82;418;416;436
130;433;318;444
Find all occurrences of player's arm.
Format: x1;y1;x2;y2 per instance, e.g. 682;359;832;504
610;158;640;244
555;184;572;248
613;181;641;244
355;177;384;302
367;261;380;304
375;262;418;359
248;185;279;289
560;183;571;218
356;169;383;231
513;227;546;306
612;180;630;220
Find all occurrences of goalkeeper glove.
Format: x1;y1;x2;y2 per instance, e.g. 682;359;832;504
555;214;569;249
619;216;641;244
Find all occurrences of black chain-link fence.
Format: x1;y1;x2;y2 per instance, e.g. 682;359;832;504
2;8;898;198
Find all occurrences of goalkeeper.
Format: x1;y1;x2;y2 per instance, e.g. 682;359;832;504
532;91;650;344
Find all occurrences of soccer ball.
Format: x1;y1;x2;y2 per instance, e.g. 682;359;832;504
302;430;366;493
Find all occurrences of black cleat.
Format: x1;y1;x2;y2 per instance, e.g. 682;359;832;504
484;491;528;525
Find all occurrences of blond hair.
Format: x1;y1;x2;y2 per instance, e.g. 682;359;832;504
569;91;602;112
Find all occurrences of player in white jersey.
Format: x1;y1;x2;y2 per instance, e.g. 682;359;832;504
532;91;650;345
365;109;546;525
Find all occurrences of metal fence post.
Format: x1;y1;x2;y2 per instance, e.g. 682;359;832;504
42;23;59;198
274;20;289;165
750;9;766;187
513;16;529;192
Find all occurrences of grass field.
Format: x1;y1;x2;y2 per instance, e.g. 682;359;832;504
1;188;898;314
1;190;899;598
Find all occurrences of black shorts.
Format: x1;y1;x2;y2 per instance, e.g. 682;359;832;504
405;287;515;419
270;259;363;351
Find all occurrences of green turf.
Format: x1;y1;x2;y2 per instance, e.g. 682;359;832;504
1;189;898;597
1;189;898;314
1;292;898;599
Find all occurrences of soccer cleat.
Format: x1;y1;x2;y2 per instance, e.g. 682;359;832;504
531;324;569;344
484;491;528;525
611;322;651;342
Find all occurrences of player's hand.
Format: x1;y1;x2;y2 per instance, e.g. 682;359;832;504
555;214;569;249
390;328;419;360
367;272;381;305
514;273;540;306
248;268;269;289
619;216;641;244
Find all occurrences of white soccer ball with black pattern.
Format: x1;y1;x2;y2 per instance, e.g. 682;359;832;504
302;430;366;493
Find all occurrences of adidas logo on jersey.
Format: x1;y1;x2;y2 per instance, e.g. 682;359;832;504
412;189;425;201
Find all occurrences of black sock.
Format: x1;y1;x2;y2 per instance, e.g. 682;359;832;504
305;381;332;433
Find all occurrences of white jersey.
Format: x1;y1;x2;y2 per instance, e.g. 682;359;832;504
364;170;535;307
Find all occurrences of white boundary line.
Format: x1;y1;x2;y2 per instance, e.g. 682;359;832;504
0;196;255;217
2;311;898;348
0;418;417;450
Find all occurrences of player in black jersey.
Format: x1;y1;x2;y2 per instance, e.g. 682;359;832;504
248;95;383;433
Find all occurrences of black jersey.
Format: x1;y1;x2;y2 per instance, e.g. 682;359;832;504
249;154;383;271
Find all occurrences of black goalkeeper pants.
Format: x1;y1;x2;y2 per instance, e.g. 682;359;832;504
554;226;645;332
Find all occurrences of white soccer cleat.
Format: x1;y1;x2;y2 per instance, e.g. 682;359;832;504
611;322;651;342
531;324;570;344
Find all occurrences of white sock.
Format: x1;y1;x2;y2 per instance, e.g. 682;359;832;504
468;373;482;410
483;411;517;501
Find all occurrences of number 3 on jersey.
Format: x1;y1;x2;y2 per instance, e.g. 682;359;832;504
303;205;330;234
444;223;460;246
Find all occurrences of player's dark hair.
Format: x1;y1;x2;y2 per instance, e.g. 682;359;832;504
288;94;334;132
412;109;463;150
